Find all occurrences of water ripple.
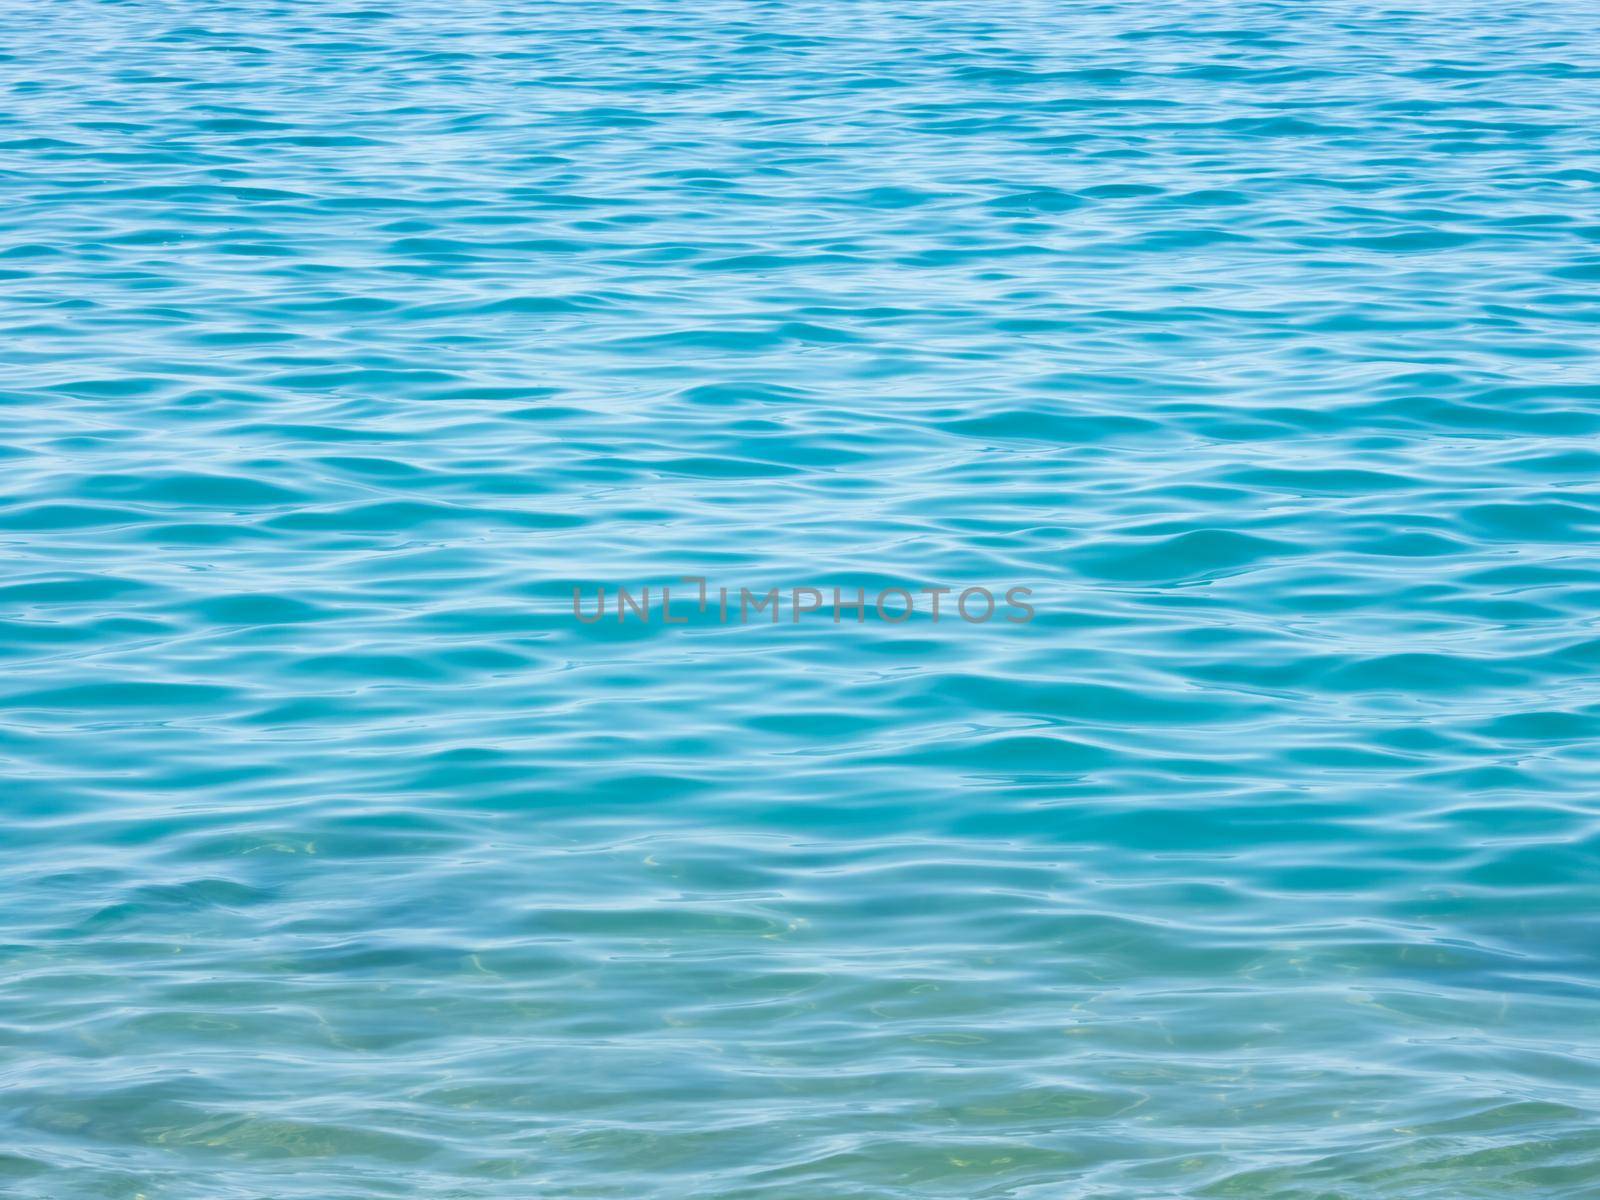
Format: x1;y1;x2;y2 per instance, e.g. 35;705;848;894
3;1;1600;1197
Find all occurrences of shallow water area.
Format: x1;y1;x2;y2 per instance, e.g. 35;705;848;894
2;2;1600;1197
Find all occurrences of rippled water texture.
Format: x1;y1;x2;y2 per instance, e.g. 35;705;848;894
3;2;1600;1196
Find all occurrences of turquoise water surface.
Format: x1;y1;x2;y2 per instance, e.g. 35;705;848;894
4;2;1600;1197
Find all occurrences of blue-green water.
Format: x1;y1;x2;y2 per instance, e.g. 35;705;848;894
3;2;1600;1196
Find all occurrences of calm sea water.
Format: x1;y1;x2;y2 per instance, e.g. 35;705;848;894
3;2;1600;1197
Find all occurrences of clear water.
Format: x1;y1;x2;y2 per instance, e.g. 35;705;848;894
3;2;1600;1197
